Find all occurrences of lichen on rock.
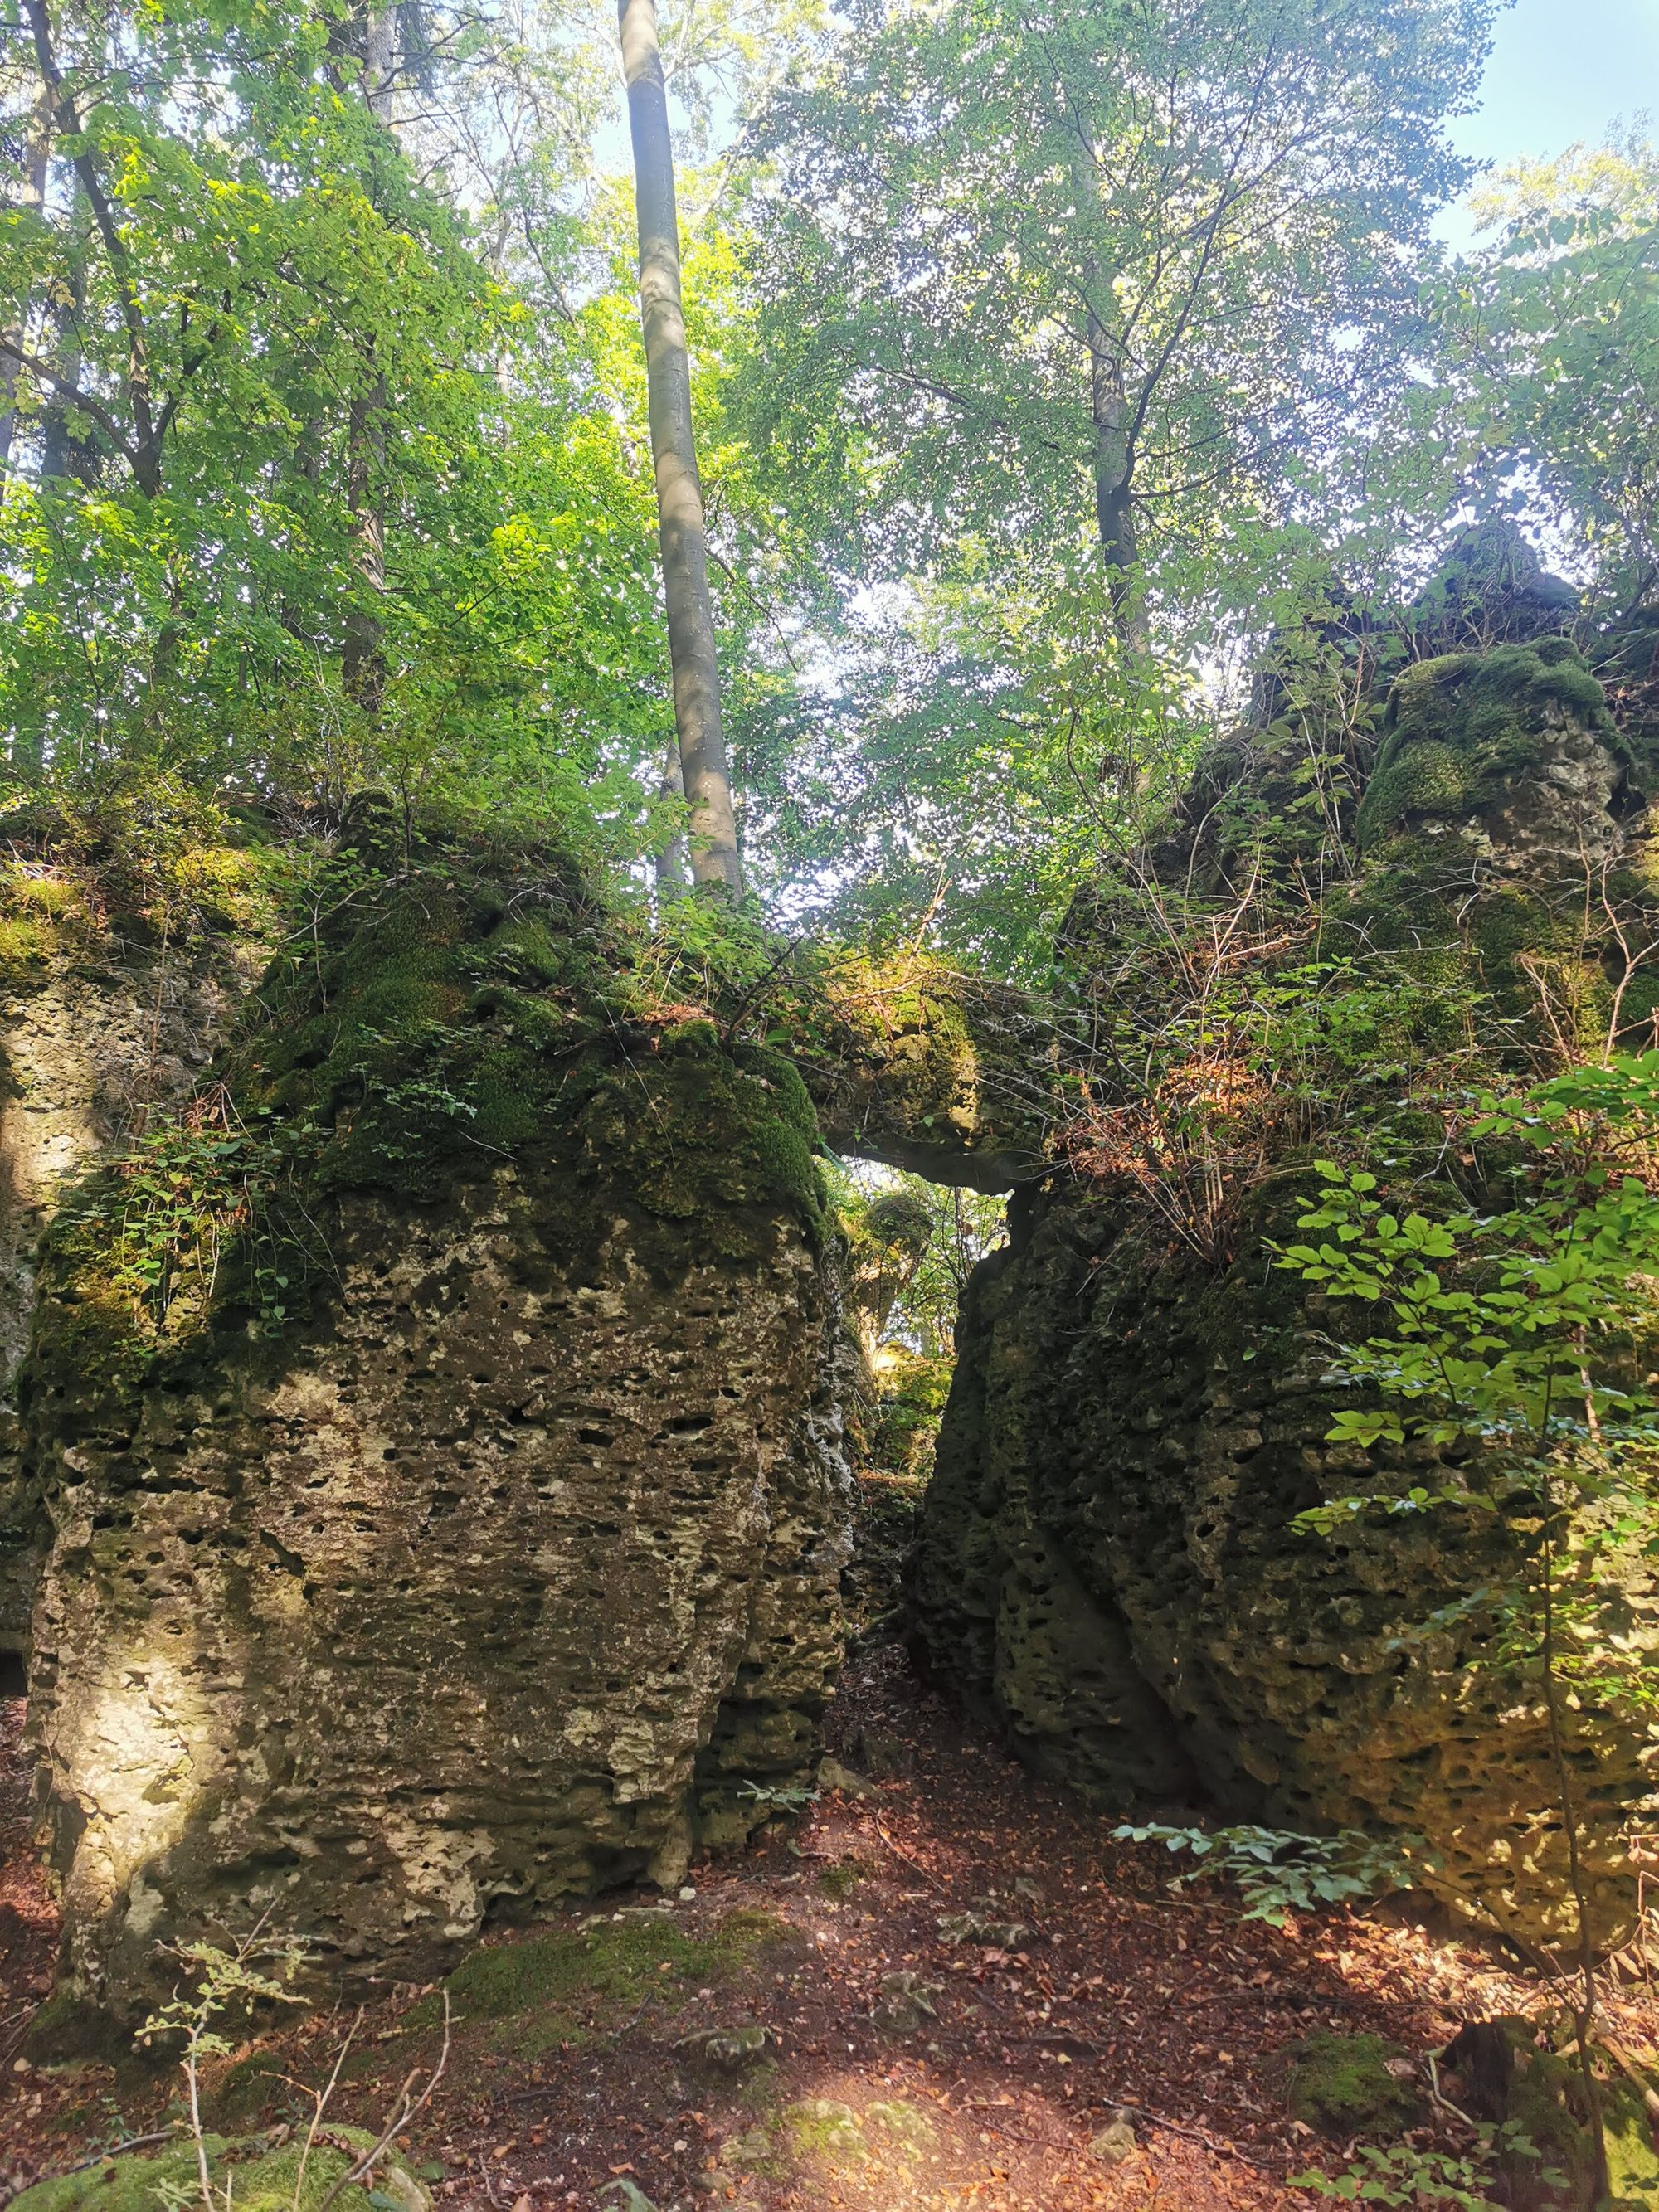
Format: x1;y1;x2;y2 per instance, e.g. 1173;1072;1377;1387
0;819;273;1665
909;628;1659;1948
21;825;852;2027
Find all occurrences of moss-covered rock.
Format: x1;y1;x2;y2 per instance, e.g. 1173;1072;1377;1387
10;2130;395;2212
1355;641;1623;858
0;833;273;1663
792;951;1057;1194
23;832;852;2030
1287;2032;1421;2137
782;2099;869;2169
432;1905;787;2057
911;639;1659;1946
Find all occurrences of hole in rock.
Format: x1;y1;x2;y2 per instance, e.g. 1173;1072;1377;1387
0;1649;25;1697
827;1159;1006;1646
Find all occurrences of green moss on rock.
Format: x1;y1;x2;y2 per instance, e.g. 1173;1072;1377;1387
783;2099;869;2168
1288;2032;1422;2137
443;1912;761;2024
22;820;853;2028
1357;643;1618;850
9;2132;386;2212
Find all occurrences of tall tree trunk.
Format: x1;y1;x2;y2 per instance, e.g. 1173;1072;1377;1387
653;737;690;899
343;4;397;714
0;78;52;488
24;0;162;498
343;363;388;715
617;0;742;897
363;2;397;123
12;187;91;775
1087;308;1150;656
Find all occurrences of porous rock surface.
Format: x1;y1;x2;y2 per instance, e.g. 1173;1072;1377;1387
912;639;1659;1944
0;920;252;1659
22;846;851;2025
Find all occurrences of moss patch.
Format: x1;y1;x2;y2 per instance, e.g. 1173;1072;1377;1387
11;2132;383;2212
1606;2075;1659;2209
815;1860;867;1898
31;829;834;1398
1356;641;1618;853
428;1907;789;2057
1287;2032;1422;2137
782;2099;869;2168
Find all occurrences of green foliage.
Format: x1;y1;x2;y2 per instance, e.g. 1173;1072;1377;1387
1111;1822;1419;1928
1271;1058;1659;1794
1428;130;1659;620
139;1938;310;2064
1291;2104;1584;2211
0;0;676;861
834;1163;1005;1361
1291;2141;1502;2209
741;0;1486;593
1277;1057;1659;1475
724;0;1499;957
50;1106;321;1355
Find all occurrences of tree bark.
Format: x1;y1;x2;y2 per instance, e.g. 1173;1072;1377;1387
0;77;52;487
363;3;397;124
617;0;743;897
343;363;388;715
653;737;690;900
23;0;162;498
1087;307;1149;656
343;4;397;714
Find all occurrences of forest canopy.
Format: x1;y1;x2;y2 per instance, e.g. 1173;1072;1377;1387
0;0;1652;966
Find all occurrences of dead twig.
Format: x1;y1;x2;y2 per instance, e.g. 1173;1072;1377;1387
1018;2035;1271;2167
289;2006;363;2212
1599;2030;1659;2122
871;1814;946;1890
36;2132;181;2181
312;1993;451;2212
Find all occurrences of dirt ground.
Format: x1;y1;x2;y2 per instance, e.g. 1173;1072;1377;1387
2;1632;1655;2211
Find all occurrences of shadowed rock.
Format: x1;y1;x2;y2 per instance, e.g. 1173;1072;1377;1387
21;841;852;2027
910;637;1659;1947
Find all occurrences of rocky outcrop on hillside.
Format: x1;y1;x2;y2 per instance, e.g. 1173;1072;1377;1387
0;873;259;1665
22;838;851;2030
794;954;1058;1194
911;635;1659;1947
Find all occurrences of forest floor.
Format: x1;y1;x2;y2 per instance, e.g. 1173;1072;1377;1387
3;1548;1657;2210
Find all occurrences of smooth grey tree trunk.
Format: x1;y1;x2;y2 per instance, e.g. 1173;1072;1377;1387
654;737;691;899
0;79;52;489
618;0;743;896
343;5;397;714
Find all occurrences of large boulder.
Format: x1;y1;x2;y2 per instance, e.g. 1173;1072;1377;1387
0;841;265;1663
22;834;850;2026
911;639;1659;1946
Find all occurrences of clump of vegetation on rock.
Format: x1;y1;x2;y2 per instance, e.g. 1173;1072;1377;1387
1288;2032;1423;2137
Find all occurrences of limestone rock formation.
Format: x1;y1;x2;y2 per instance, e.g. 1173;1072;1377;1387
911;639;1659;1946
795;954;1058;1192
22;839;850;2026
0;870;259;1663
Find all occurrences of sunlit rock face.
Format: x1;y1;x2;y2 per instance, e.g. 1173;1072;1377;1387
21;846;851;2026
912;641;1659;1948
0;916;255;1662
